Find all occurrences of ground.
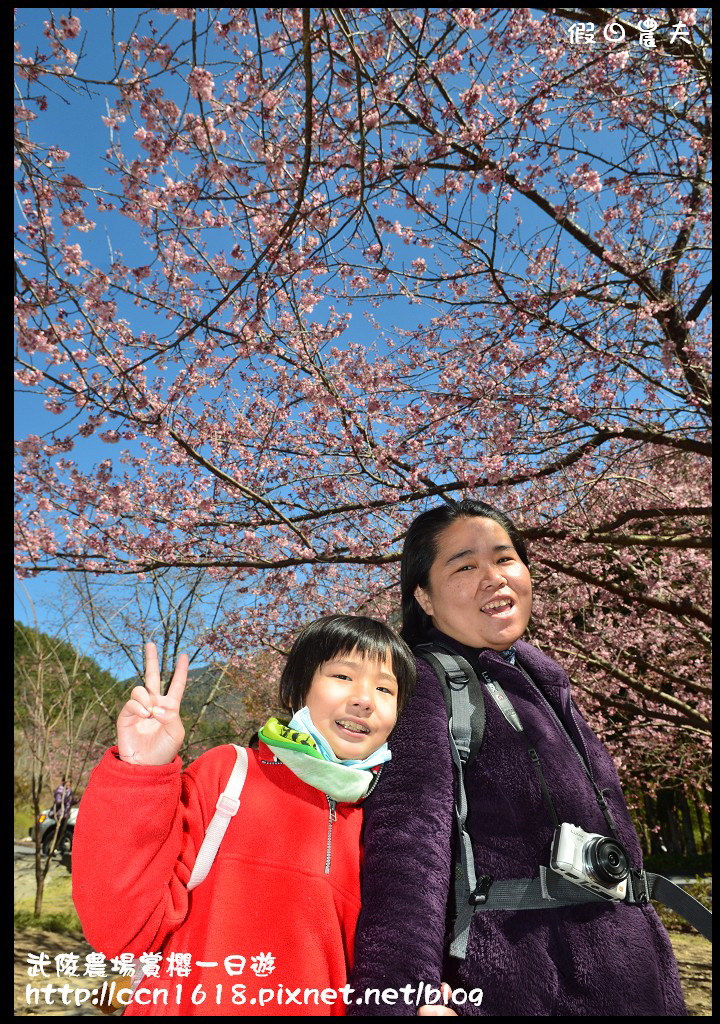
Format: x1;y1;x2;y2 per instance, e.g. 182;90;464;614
667;931;713;1018
14;851;711;1015
16;927;108;1017
15;848;107;1016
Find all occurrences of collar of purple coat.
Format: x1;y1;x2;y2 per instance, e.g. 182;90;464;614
425;626;571;694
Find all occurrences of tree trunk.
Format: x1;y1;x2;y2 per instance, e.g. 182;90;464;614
678;789;698;858
33;839;46;917
656;788;683;855
634;792;652;857
31;772;45;917
642;791;663;855
692;791;709;855
666;808;683;855
30;771;54;917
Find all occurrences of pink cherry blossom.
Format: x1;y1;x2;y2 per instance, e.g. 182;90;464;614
187;66;214;103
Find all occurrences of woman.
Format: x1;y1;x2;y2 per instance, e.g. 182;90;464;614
348;500;686;1016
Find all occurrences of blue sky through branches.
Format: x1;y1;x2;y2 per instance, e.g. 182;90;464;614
15;8;710;676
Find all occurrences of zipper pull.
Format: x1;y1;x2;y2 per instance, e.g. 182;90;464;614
324;797;337;875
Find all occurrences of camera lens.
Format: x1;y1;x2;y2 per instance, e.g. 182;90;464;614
585;837;629;885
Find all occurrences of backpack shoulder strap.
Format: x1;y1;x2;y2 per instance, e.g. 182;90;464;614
187;744;249;891
414;642;486;766
118;746;250;1009
414;643;487;959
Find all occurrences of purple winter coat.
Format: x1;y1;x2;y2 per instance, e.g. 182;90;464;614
348;630;686;1016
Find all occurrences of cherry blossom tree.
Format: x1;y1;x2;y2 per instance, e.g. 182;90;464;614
14;9;711;803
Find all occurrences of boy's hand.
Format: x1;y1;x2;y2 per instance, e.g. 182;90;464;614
418;982;458;1015
117;642;188;765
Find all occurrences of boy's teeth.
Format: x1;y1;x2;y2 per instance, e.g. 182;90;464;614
337;720;369;734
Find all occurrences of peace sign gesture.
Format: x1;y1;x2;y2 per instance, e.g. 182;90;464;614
117;643;189;766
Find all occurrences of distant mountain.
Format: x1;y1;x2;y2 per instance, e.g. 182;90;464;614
120;663;223;687
120;664;247;727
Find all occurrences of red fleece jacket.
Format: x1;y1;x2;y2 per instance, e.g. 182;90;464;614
72;743;364;1016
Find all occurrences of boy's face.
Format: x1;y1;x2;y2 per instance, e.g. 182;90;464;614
304;647;398;761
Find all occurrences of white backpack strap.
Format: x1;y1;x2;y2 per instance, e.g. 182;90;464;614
187;744;249;891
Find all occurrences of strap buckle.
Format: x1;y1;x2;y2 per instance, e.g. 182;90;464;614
631;867;650;905
446;668;469;689
215;793;240;817
469;875;492;906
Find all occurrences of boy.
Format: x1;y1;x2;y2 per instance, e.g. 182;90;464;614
73;615;415;1016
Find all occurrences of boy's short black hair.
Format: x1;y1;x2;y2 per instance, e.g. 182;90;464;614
278;614;416;716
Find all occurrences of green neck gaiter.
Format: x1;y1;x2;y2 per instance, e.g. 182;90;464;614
258;717;376;802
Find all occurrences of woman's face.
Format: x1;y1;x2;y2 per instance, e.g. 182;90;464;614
414;517;532;651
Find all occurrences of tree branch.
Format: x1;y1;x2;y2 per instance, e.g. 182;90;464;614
535;555;711;627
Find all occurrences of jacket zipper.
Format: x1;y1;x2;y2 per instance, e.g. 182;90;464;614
262;764;339;872
324;797;336;874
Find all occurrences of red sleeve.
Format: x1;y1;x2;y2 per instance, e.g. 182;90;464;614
72;745;234;957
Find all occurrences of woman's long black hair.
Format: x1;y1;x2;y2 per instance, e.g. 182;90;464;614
400;499;530;648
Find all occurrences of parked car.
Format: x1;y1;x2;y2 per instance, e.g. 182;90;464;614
29;806;78;855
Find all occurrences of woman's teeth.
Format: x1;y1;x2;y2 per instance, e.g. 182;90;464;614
482;600;513;614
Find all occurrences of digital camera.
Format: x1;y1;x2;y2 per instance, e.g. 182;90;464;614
550;822;629;901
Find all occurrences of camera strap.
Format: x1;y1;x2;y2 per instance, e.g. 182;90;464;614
482;675;560;829
486;665;623;844
513;664;623;838
483;669;711;941
479;673;712;943
464;868;711;941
